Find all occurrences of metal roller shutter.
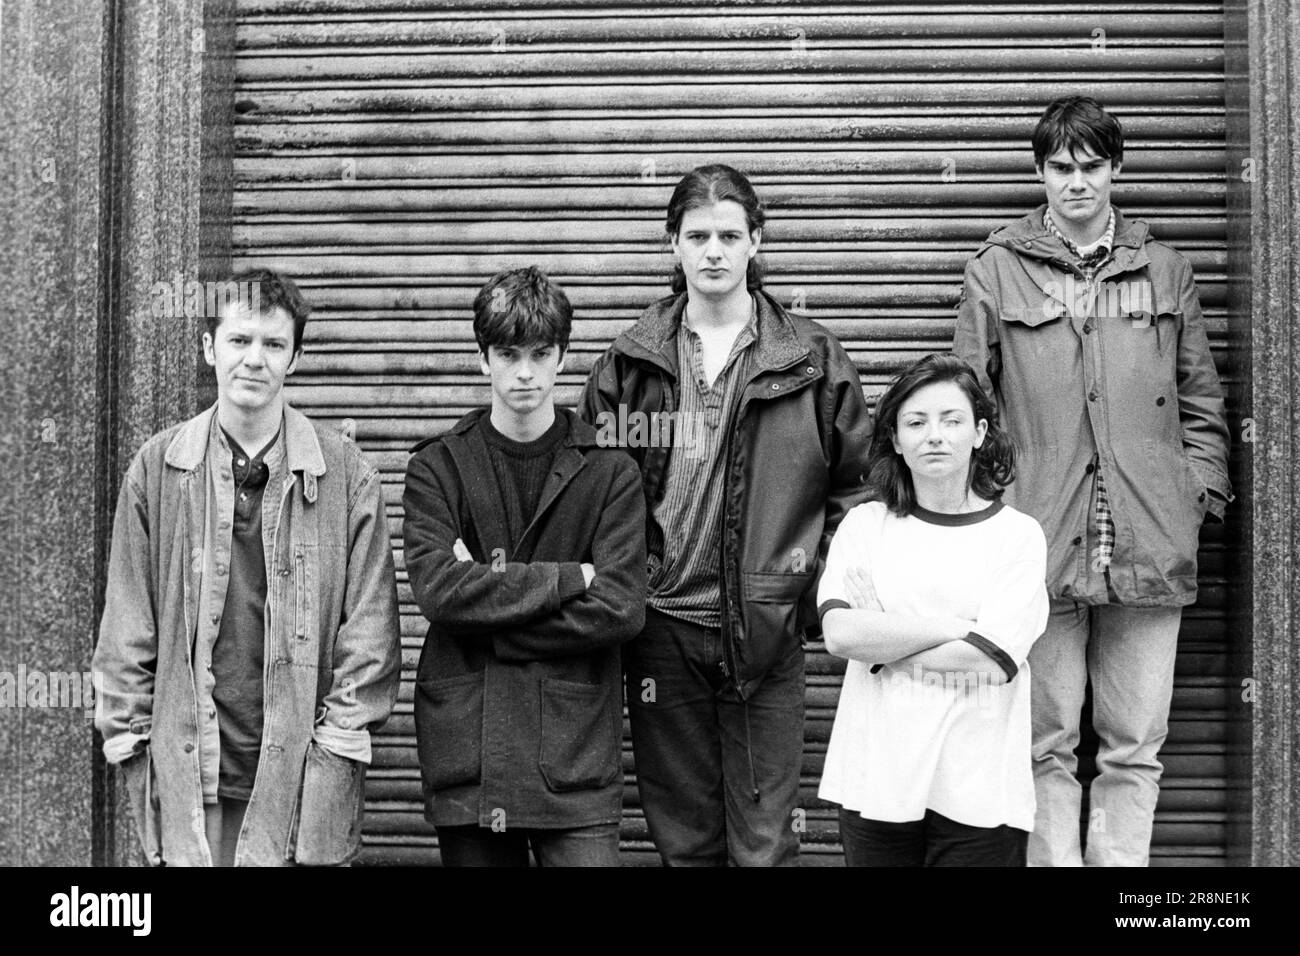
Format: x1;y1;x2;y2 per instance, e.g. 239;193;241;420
231;0;1235;865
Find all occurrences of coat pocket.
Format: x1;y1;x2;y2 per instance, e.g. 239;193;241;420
120;747;163;866
538;678;621;793
1000;304;1065;328
414;671;484;791
287;741;366;866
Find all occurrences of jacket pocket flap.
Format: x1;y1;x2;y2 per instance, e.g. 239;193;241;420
1000;306;1062;328
743;571;811;604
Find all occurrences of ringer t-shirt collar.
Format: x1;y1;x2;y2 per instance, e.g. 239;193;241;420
909;498;1004;526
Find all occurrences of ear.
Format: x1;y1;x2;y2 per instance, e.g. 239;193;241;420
202;331;216;368
669;230;682;262
1110;159;1122;178
286;347;302;377
973;417;989;449
748;226;763;258
478;350;491;377
890;428;902;457
1034;163;1045;181
555;347;567;375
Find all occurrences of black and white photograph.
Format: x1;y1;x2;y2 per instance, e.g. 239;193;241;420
0;0;1291;931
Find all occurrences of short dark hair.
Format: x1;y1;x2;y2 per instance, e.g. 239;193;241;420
665;164;766;294
865;353;1015;518
207;267;311;353
1032;95;1124;169
472;266;573;353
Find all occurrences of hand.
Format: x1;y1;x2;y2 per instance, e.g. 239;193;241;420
845;566;883;612
580;563;596;588
452;538;473;563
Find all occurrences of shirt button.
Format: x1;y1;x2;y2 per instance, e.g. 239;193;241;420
237;458;246;466
221;471;231;481
1156;396;1166;406
770;383;780;391
806;366;815;375
208;708;216;719
1085;463;1095;475
216;564;227;576
219;520;230;530
1088;391;1099;402
210;614;220;626
1083;323;1093;334
1072;535;1083;546
183;742;195;753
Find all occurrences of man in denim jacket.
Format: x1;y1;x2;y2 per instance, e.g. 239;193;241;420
953;97;1232;866
92;268;401;866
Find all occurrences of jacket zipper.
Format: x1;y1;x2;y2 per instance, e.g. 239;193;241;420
719;368;818;695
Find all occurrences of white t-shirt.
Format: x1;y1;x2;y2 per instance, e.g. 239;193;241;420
816;499;1049;831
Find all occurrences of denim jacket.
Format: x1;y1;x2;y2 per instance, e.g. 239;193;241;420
92;403;401;866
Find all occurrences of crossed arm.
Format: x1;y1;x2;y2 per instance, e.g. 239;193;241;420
821;567;1011;685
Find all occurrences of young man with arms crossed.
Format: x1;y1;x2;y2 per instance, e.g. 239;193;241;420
953;96;1232;866
403;266;646;866
580;165;872;866
94;268;402;866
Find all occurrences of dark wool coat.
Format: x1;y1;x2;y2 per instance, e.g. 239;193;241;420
403;408;647;829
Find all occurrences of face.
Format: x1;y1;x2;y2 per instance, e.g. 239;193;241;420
891;380;989;485
479;341;565;416
203;303;300;412
1038;144;1121;232
671;200;761;299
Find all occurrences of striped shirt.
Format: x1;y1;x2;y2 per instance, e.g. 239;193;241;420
1045;207;1117;571
647;301;758;628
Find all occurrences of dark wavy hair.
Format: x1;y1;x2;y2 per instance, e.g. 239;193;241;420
472;265;573;353
665;164;765;294
208;267;312;353
1032;95;1124;170
866;353;1015;517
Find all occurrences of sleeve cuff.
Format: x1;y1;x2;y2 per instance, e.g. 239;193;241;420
557;562;588;603
963;632;1018;682
103;731;149;765
817;599;851;625
313;725;372;764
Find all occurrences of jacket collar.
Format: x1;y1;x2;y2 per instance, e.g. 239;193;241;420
612;289;808;377
442;406;601;449
439;406;592;560
164;401;326;477
984;204;1150;261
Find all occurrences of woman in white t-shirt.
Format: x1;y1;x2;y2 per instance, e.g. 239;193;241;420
818;353;1048;866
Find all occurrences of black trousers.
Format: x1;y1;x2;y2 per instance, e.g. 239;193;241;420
624;607;805;866
838;806;1028;867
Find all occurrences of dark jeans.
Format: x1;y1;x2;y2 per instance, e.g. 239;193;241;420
204;797;249;868
838;807;1028;867
624;607;805;867
435;823;621;867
